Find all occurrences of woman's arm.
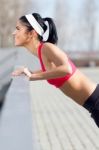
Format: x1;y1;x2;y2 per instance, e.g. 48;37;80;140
29;43;72;81
29;65;71;81
12;65;67;80
12;43;72;80
31;70;42;74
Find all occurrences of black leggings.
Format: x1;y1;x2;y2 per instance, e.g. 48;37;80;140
83;84;99;127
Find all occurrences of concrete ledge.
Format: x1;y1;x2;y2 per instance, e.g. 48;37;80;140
0;76;33;150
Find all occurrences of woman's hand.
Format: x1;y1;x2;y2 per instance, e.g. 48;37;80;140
12;66;32;77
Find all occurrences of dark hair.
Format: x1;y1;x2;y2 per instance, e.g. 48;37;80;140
19;13;58;44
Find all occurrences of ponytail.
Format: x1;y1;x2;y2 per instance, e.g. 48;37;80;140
43;18;58;44
19;13;58;44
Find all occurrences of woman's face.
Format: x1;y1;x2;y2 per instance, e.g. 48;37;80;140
12;20;31;46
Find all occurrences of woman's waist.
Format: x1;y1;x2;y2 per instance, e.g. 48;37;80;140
60;84;96;105
59;70;97;105
83;84;99;112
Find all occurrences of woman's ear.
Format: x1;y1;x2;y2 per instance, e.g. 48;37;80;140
31;30;38;38
28;30;38;41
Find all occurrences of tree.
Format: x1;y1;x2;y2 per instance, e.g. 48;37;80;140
0;0;38;48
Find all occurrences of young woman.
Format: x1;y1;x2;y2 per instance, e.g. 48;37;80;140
12;13;99;127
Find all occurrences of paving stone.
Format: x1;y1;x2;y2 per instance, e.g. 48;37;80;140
30;67;99;150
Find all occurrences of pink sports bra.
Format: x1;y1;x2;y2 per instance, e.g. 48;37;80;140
38;43;77;88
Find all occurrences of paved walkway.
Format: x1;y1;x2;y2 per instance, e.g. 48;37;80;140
30;67;99;150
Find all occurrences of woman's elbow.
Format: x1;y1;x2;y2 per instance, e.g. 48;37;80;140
63;65;72;75
68;65;72;74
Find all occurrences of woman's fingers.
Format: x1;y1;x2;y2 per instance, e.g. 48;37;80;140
12;67;25;76
12;67;32;78
12;70;23;76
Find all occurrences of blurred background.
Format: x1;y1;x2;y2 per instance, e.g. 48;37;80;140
0;0;99;104
0;1;99;149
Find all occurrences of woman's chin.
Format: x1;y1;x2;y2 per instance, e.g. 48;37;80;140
15;43;22;46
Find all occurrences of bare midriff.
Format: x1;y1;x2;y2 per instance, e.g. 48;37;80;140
59;69;97;105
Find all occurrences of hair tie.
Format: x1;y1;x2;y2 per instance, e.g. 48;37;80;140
42;21;49;41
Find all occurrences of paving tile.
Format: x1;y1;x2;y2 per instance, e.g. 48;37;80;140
30;67;99;150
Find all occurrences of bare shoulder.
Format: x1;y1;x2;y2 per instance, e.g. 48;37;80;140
41;42;69;65
42;42;67;57
42;42;58;52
